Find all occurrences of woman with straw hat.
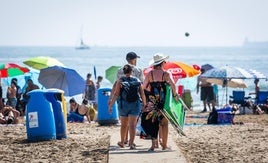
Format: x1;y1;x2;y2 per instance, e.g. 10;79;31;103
142;53;179;151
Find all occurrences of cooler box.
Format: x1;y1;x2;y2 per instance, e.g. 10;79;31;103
98;88;119;125
26;90;56;141
217;107;234;124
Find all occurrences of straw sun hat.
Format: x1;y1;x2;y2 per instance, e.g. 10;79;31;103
149;53;169;66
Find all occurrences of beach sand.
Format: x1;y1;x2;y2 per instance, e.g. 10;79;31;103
0;114;267;162
173;112;268;163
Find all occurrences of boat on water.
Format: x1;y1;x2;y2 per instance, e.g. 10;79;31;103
75;26;90;50
243;37;268;48
76;39;90;50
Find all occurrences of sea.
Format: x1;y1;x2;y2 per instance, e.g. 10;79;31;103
0;46;268;109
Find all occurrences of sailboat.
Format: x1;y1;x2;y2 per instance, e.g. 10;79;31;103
76;39;90;50
75;26;90;50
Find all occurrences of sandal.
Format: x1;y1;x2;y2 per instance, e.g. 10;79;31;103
162;146;172;151
117;142;124;148
129;142;136;147
124;140;128;144
129;145;136;150
148;148;154;152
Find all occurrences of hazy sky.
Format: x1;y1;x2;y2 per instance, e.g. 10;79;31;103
1;0;268;47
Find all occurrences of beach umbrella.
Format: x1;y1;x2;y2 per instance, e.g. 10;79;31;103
192;64;201;71
93;66;97;80
23;56;65;70
3;70;42;89
144;61;200;83
105;66;121;84
201;64;214;72
201;65;267;79
201;65;266;104
38;66;85;96
206;78;247;88
0;63;30;78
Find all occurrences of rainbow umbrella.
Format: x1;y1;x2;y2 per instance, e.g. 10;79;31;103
0;63;30;78
23;56;65;70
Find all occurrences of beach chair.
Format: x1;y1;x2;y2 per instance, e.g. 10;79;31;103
229;90;250;114
162;85;187;136
255;91;268;105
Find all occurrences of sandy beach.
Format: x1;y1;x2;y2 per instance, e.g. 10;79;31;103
0;113;267;162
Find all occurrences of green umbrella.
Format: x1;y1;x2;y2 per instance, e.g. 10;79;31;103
105;66;121;84
23;56;65;70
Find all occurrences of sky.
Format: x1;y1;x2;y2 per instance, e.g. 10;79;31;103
0;0;268;47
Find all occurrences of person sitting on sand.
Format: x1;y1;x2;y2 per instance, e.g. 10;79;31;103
69;98;95;123
0;106;20;124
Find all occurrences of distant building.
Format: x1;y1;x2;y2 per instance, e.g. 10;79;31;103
243;37;268;48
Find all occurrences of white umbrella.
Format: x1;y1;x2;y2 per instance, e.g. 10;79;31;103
201;65;266;79
206;78;247;88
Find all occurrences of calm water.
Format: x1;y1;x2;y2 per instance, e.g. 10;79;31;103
0;46;267;107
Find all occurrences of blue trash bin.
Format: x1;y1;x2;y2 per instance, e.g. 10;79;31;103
45;89;67;140
26;89;56;141
98;88;118;125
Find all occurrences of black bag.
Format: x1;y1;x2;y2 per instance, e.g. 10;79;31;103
120;77;140;102
207;109;218;124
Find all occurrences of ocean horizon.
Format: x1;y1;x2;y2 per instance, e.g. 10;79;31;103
0;46;267;108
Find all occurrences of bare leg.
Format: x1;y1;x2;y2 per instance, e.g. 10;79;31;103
124;128;129;144
119;116;128;147
128;115;138;148
158;125;162;148
160;117;169;150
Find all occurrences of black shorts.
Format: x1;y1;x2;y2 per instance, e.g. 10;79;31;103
201;86;214;101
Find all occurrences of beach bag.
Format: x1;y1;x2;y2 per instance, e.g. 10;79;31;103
207;109;218;124
120;77;140;102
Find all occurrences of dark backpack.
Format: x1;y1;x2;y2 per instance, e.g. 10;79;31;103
207;109;218;124
120;77;141;102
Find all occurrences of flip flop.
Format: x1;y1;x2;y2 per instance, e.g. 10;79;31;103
148;148;154;152
117;142;124;148
129;145;136;150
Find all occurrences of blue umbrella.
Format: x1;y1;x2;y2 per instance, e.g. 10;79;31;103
201;64;214;72
93;66;97;80
38;66;85;96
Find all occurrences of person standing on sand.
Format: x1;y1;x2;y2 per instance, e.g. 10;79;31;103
196;68;216;112
110;51;144;146
84;73;96;106
108;64;146;150
142;53;179;151
95;75;103;110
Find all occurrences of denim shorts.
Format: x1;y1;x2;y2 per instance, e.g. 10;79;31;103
118;100;141;117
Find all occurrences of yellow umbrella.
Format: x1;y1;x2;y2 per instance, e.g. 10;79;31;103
23;56;65;70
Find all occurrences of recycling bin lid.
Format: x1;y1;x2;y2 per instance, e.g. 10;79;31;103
46;88;64;93
26;89;45;95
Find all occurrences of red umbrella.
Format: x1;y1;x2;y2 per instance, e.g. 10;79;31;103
143;61;200;83
0;63;30;78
